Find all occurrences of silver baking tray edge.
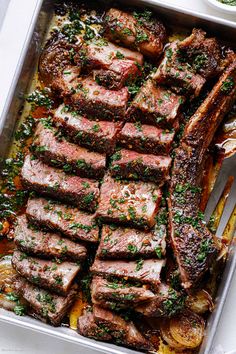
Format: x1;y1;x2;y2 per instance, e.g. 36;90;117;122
0;1;235;353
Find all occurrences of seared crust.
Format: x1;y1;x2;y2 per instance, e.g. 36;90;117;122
26;197;99;243
32;122;106;179
14;215;87;261
21;154;99;212
110;148;171;185
15;277;78;326
12;251;80;295
104;8;166;59
169;58;236;289
78;306;152;351
53;104;122;154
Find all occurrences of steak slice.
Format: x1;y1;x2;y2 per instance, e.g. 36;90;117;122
39;35;80;86
110;149;171;184
91;276;155;310
77;38;143;89
153;42;206;97
78;309;112;341
69;77;129;121
53;104;122;154
94;59;141;90
78;38;143;69
128;80;183;129
21;154;99;212
32;122;106;179
15;277;77;326
95;174;162;229
104;8;166;59
90;258;166;288
12;251;80;295
14;215;87;261
118;122;175;155
51;66;81;96
96;224;166;259
26;197;99;243
135;283;185;317
78;306;151;351
169;58;236;289
177;28;222;79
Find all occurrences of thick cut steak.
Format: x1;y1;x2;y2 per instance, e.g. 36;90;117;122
90;258;165;288
32;122;106;179
69;77;129;121
21;154;99;212
12;251;80;295
91;276;155;310
53;104;122;154
118;122;175;155
15;277;77;326
96;224;166;259
78;305;151;350
128;80;183;129
104;8;166;59
110;149;171;184
14;215;87;261
26;197;99;243
95;174;162;229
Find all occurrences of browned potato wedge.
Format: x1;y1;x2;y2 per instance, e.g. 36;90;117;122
186;290;214;314
160;319;186;351
169;311;205;348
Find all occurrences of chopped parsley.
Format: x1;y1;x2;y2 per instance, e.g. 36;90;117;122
135;258;144;271
136;29;148;43
127;244;138;254
14;305;26;316
26;89;53;110
155;246;162;259
221;77;235;93
116;51;125;59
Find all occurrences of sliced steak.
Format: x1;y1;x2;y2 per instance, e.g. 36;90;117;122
94;59;141;90
51;66;81;96
78;38;143;69
26;197;99;243
12;251;80;295
110;149;171;184
178;28;222;79
135;283;185;317
69;77;129;121
93;305;151;350
14;215;87;261
77;38;143;89
118;122;175;155
78;309;112;340
15;277;77;326
53;104;122;154
104;8;166;59
90;258;166;288
95;174;162;229
91;276;155;310
78;306;151;351
128;80;183;129
39;34;80;86
21;154;99;212
169;58;236;289
96;224;166;259
32;122;106;179
153;42;206;97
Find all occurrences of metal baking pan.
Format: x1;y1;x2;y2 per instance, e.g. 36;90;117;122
0;1;235;353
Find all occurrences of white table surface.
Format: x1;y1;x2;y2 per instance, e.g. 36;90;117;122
0;0;236;353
